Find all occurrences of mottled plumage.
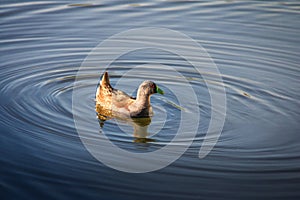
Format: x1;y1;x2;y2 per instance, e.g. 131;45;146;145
96;72;164;118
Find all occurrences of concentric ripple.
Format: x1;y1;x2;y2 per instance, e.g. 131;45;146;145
1;1;300;200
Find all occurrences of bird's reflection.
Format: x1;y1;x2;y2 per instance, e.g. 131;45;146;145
96;104;155;143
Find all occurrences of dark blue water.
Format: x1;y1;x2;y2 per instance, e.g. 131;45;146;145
1;1;300;200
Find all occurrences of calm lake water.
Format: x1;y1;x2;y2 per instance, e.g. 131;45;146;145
1;1;300;199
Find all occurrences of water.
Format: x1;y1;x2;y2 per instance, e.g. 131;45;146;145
1;1;300;199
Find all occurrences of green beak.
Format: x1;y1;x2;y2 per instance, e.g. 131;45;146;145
156;86;164;95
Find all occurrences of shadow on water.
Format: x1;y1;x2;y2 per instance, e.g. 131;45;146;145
96;104;156;143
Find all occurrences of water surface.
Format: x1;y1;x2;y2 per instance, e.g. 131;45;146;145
1;1;300;199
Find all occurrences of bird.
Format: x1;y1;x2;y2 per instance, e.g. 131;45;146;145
96;72;164;118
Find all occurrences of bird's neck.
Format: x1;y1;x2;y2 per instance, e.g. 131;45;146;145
136;90;151;108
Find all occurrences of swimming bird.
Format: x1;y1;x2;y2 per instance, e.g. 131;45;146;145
96;72;164;118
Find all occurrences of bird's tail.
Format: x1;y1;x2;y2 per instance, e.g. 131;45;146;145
101;71;111;87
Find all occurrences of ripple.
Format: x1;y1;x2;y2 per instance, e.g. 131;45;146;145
1;0;300;199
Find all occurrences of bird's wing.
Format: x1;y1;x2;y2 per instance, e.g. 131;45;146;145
112;89;135;108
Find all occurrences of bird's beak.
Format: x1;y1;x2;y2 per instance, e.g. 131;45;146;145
156;86;164;95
